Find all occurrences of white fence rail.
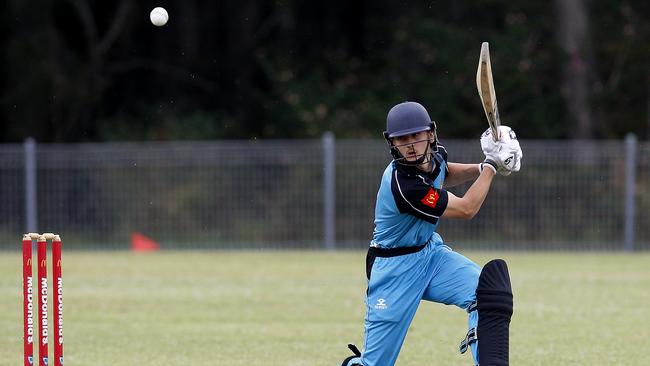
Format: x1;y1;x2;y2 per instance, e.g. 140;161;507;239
0;135;647;250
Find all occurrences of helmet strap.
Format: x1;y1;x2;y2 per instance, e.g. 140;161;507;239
391;137;438;172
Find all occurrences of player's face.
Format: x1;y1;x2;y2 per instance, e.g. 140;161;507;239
392;131;432;162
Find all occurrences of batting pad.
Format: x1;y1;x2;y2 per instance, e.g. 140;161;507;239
476;259;513;365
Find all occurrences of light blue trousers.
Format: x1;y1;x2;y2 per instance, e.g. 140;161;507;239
362;243;480;366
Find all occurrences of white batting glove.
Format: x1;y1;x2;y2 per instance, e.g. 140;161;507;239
497;138;522;176
480;126;523;176
480;128;500;156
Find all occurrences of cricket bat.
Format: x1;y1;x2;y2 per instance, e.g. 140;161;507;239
476;42;501;141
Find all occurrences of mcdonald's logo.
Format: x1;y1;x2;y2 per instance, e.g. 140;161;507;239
40;259;47;267
26;258;32;266
56;260;61;267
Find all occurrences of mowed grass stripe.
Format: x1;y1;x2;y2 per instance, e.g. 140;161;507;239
0;251;648;365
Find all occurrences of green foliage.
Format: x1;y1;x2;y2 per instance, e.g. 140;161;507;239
97;100;222;141
1;1;649;142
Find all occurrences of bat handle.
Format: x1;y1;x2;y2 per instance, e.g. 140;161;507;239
491;126;500;142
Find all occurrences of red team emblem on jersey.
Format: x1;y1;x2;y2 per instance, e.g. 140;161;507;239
420;188;439;208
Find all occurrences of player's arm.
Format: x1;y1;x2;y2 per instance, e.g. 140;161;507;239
444;162;481;188
443;167;495;219
444;128;523;219
391;171;448;225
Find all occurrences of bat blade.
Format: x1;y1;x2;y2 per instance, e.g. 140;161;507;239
476;42;501;141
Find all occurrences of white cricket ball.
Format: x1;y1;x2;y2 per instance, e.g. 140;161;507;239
150;7;168;27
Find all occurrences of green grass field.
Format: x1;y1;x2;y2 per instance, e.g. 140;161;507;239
0;250;648;365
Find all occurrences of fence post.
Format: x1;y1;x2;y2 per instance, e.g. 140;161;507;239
323;132;336;249
623;133;637;251
24;138;38;233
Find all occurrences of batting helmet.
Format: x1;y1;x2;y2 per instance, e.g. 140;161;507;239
383;101;434;138
383;101;438;163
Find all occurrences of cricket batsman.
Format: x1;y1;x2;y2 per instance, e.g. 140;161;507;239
340;101;522;366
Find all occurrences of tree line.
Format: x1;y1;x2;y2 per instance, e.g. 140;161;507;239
1;0;649;142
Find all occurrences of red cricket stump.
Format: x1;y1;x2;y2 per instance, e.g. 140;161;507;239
37;236;48;366
22;235;34;366
52;236;64;366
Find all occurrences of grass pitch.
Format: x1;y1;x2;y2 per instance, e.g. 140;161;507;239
0;250;648;365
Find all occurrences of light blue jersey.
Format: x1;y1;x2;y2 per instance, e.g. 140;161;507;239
372;146;448;249
361;145;482;366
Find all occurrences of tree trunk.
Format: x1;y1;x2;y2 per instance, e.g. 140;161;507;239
555;0;598;140
647;72;650;140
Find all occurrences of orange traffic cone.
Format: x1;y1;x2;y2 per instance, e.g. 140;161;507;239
131;232;160;252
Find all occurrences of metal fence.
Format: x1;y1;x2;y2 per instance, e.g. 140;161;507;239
0;135;647;250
